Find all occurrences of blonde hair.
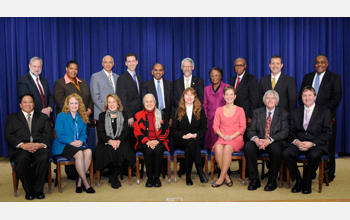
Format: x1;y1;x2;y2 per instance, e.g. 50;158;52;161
103;94;124;112
176;87;202;121
62;93;90;124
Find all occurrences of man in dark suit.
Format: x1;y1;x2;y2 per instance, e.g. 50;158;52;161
117;53;142;149
17;57;54;117
173;58;204;108
141;63;173;124
5;93;52;200
244;90;289;191
298;55;342;182
282;86;332;194
259;55;297;113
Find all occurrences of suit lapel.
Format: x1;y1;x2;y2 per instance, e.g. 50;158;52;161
19;111;30;132
31;112;39;133
316;71;329;102
308;105;319;130
27;73;41;97
150;80;159;105
259;108;267;135
101;71;114;91
191;76;197;89
274;73;284;90
236;74;246;92
270;107;279;132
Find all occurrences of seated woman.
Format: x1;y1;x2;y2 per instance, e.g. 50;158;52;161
212;86;246;187
133;94;170;188
172;87;208;186
94;94;135;189
52;93;95;193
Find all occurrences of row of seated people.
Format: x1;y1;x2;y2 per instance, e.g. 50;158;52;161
5;84;332;200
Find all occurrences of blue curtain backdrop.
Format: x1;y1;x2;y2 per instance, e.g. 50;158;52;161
0;17;349;157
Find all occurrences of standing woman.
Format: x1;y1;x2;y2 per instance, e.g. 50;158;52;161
202;67;230;151
94;94;135;189
172;87;208;185
52;93;95;193
212;86;246;187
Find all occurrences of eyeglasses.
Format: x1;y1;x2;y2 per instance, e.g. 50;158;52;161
234;64;245;67
265;97;276;100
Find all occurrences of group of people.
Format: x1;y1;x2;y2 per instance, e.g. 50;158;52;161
4;53;342;200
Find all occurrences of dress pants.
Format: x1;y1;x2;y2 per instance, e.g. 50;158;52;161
138;143;166;179
244;140;284;181
176;138;204;178
282;145;326;186
11;148;49;193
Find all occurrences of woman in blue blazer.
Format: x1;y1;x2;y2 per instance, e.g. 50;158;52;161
52;93;95;193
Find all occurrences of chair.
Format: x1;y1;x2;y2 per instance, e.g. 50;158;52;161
10;158;53;197
286;154;329;193
173;148;208;183
135;150;171;185
257;153;284;188
210;151;246;185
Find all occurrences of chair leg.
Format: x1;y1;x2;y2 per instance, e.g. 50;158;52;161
57;163;62;193
136;157;140;185
241;157;246;185
128;166;132;186
11;165;18;197
89;161;94;188
278;161;283;188
97;170;101;187
210;155;215;184
167;155;171;184
140;160;144;179
318;161;324;193
261;160;265;180
324;161;329;186
174;155;178;183
286;167;290;189
48;163;52;194
204;155;208;177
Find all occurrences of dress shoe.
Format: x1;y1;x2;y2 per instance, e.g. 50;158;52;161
186;178;193;186
25;192;35;200
212;180;224;188
199;174;208;183
85;187;96;193
154;178;162;187
111;176;122;189
291;179;302;193
248;179;261;191
145;178;154;187
302;185;312;194
226;177;233;187
264;181;277;191
35;192;45;199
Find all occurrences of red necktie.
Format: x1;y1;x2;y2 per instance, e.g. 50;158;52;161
236;77;240;89
36;77;46;108
265;112;271;139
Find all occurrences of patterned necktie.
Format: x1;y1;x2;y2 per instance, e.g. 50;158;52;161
36;77;46;108
186;78;190;89
108;74;115;92
133;74;139;94
265;111;272;139
27;113;33;142
236;77;240;89
271;77;276;90
314;74;320;96
303;108;310;130
157;80;164;110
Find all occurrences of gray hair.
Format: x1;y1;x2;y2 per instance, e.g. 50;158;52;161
29;56;43;65
234;57;246;64
102;55;114;63
181;57;194;68
143;93;162;130
262;90;279;106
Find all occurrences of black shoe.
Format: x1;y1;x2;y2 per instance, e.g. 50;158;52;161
111;175;122;189
302;185;312;194
264;180;277;191
199;174;208;183
145;178;154;187
186;178;193;186
248;179;261;191
291;179;302;193
85;187;96;193
154;178;162;187
212;180;224;188
35;192;45;199
25;192;35;200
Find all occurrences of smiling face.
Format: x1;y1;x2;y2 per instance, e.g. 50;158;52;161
181;61;194;77
224;88;236;104
125;56;138;73
143;95;156;112
107;96;119;112
269;58;283;76
68;97;79;114
184;90;195;105
265;93;277;110
29;60;42;76
234;59;247;76
302;89;316;108
210;69;222;85
152;64;164;80
102;56;114;73
66;63;78;78
20;95;35;114
314;55;328;74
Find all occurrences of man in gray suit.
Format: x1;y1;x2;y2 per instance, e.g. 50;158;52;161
90;55;119;119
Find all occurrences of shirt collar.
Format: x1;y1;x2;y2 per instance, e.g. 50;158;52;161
103;69;113;76
153;77;163;84
304;103;316;112
64;74;82;84
237;71;246;79
22;110;34;117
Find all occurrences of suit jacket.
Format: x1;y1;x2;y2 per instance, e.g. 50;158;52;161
171;108;207;149
173;76;204;108
230;72;259;118
17;73;54;112
289;105;332;153
90;70;119;119
53;76;93;115
4;111;52;159
52;112;88;156
298;70;342;118
116;71;142;120
259;73;297;113
141;78;173;122
246;106;289;146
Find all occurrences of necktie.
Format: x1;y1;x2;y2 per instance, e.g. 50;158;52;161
133;74;139;94
236;77;240;89
108;74;115;92
157;81;164;110
271;77;276;90
314;74;320;96
265;112;272;139
186;78;190;89
36;77;46;108
27;113;33;142
303;109;310;130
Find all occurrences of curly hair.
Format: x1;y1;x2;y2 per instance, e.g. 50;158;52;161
176;87;202;121
61;93;90;124
103;94;124;112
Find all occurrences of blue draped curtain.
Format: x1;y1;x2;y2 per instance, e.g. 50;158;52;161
1;17;349;157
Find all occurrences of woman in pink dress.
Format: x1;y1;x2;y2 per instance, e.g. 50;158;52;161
202;67;230;151
212;86;246;187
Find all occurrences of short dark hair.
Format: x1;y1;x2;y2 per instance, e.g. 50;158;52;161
19;92;35;103
269;55;283;64
66;60;79;69
301;85;316;96
209;67;223;78
125;53;137;61
152;63;164;71
315;54;328;63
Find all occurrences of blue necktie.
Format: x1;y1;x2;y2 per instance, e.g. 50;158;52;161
314;74;320;96
157;80;164;110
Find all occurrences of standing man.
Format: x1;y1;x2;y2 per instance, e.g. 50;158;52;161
17;56;54;118
282;86;332;194
90;55;119;120
141;63;173;124
298;55;342;182
5;93;52;200
117;53;142;149
173;58;204;108
259;55;297;113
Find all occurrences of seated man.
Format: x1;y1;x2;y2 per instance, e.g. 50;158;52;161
5;93;52;200
244;90;289;191
282;86;332;194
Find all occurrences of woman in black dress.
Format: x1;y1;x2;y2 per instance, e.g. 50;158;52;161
94;94;135;189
